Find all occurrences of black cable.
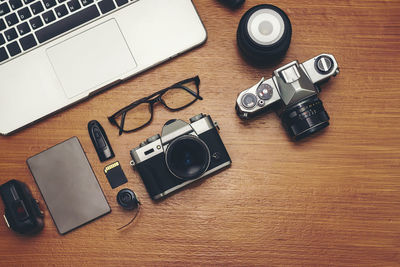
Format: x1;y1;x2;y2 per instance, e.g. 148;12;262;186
117;203;141;230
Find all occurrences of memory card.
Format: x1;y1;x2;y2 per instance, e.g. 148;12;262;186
104;161;128;189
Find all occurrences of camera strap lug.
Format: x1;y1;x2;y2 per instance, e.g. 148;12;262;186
333;68;340;76
214;121;220;130
130;160;135;167
3;214;10;228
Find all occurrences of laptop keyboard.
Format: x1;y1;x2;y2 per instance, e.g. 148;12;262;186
0;0;135;64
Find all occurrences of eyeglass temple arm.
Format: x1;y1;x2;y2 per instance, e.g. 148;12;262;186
172;76;202;99
172;75;200;87
179;85;203;100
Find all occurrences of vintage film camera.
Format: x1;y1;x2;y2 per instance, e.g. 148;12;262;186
236;54;340;140
130;114;231;200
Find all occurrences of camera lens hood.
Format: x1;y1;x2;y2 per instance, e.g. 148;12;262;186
237;4;292;65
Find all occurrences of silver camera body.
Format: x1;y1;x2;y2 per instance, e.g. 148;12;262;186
236;54;340;140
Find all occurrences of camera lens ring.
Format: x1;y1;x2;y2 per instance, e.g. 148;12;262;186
165;135;211;181
281;95;330;140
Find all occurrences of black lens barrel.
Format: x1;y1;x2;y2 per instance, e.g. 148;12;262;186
281;96;330;140
166;136;210;180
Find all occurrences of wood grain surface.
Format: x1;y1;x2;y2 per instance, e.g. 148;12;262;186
1;0;400;266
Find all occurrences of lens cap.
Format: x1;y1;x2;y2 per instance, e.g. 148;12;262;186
237;4;292;65
117;189;140;210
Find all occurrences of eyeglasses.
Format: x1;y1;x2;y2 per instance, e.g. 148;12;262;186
108;76;203;135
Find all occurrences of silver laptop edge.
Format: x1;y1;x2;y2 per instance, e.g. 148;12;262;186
0;0;207;135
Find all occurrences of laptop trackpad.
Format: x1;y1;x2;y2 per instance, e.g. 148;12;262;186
47;19;137;99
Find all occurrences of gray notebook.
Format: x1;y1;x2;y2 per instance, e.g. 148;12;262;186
27;137;111;234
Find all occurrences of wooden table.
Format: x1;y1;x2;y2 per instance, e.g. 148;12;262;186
1;0;399;265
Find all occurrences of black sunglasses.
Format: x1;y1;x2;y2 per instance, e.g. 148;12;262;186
108;76;202;135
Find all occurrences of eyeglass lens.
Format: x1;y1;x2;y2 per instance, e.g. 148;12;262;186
162;86;198;110
118;102;152;131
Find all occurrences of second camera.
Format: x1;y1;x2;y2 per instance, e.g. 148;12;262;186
130;114;231;200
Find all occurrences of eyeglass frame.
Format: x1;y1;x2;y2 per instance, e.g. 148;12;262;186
108;76;202;135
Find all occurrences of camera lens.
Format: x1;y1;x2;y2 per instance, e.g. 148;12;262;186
166;135;210;180
241;93;257;109
280;95;330;140
237;4;292;65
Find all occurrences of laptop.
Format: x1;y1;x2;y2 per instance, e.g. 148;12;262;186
0;0;207;135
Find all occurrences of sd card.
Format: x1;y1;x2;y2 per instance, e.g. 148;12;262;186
104;161;128;189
